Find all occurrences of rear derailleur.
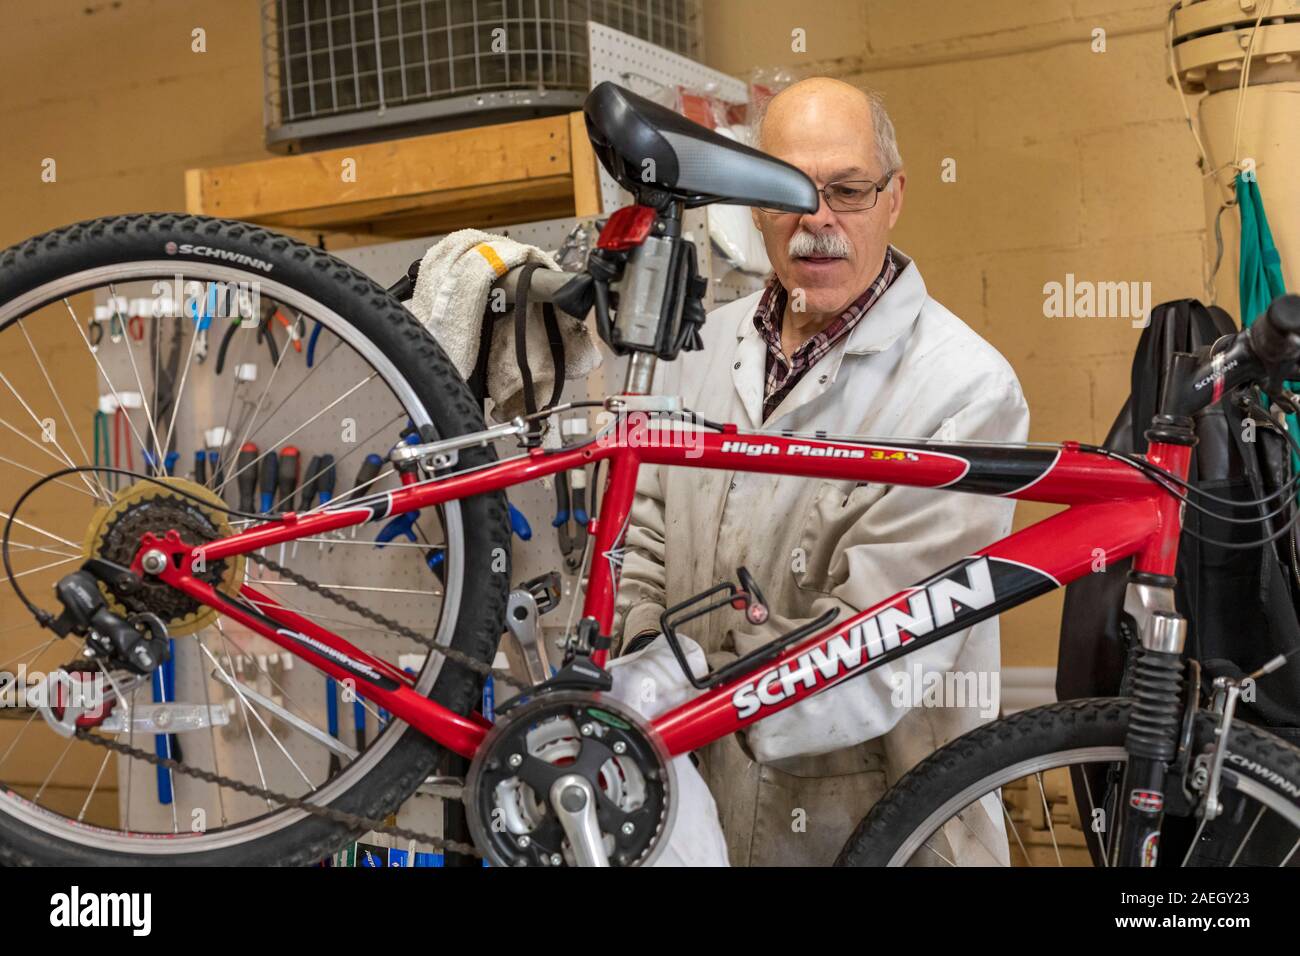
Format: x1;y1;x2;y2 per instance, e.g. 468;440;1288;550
46;558;171;676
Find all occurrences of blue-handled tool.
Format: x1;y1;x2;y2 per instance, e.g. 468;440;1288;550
150;639;178;804
306;320;324;367
326;676;341;776
353;696;367;751
142;450;179;476
508;502;532;540
375;510;418;545
259;451;279;514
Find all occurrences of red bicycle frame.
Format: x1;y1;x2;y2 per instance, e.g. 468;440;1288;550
147;412;1189;763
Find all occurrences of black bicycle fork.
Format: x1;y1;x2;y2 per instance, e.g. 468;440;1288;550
1110;574;1190;866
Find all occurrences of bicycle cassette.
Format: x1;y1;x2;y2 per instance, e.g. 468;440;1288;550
81;477;243;636
465;692;676;867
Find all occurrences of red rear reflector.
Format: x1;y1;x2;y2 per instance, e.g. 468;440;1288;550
597;205;657;252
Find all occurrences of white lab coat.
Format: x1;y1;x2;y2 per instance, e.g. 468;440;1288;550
612;250;1028;865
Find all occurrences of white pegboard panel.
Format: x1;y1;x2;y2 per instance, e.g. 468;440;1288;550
587;22;748;215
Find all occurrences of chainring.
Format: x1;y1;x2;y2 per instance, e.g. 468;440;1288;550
81;478;244;636
465;691;676;867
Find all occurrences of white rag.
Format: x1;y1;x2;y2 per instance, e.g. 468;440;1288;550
409;229;602;419
606;634;730;867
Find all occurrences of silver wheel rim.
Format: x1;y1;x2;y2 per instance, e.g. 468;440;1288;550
885;745;1300;866
0;262;468;854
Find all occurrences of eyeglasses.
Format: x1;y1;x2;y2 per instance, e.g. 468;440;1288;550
760;171;896;215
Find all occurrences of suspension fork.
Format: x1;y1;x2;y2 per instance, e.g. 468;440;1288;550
1112;410;1195;866
1112;577;1188;866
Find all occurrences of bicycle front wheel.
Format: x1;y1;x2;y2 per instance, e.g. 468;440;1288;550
0;214;510;865
837;699;1300;867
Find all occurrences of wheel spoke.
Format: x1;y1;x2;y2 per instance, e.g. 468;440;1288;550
1033;772;1064;867
77;749;114;823
1078;766;1109;867
0;509;81;549
0;453;107;499
1226;804;1267;867
16;318;112;500
201;632;314;792
2;554;81;586
218;373;378;499
0;369;107;503
1000;796;1034;867
65;299;152;471
157;307;205;474
212;622;276;809
267;414;403;515
105;286;165;476
191;629;230;827
0;414;104;502
213;328;295;499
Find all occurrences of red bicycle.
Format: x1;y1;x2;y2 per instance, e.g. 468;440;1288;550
2;84;1298;866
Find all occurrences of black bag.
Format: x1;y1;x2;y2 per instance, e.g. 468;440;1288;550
1056;298;1300;866
1056;297;1300;740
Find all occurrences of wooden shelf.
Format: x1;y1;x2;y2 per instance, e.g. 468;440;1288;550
185;112;602;246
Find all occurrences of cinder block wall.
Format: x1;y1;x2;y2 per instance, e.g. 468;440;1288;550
705;0;1209;667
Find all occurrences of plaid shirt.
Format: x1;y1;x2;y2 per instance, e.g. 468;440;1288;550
753;247;901;420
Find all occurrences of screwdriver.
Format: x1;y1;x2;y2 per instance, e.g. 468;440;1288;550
194;449;207;486
299;455;324;512
349;453;384;539
315;454;337;552
294;454;323;558
257;451;279;572
277;446;300;563
236;443;259;513
258;452;279;514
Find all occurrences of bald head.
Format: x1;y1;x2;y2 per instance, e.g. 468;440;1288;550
749;76;906;326
756;77;902;176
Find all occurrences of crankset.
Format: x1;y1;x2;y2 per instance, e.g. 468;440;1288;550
465;691;675;866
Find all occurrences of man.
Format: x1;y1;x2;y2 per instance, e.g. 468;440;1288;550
612;77;1030;866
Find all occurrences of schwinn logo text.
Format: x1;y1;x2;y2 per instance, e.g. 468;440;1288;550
166;242;275;273
731;558;997;719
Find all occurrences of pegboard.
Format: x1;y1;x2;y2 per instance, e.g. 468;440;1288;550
587;22;748;215
86;278;484;836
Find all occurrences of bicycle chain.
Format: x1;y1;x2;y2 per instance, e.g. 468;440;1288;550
62;549;536;861
245;549;526;694
71;727;482;858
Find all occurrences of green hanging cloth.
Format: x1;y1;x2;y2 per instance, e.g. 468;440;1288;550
1237;171;1287;324
1236;171;1295;470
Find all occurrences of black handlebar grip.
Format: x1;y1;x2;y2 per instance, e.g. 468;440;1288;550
1249;293;1300;366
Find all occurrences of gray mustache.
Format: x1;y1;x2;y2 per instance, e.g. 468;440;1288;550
787;231;851;259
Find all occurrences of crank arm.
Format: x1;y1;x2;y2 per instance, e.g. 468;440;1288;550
551;773;610;867
504;588;551;685
211;668;358;760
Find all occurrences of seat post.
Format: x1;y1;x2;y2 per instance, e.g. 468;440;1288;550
622;352;658;395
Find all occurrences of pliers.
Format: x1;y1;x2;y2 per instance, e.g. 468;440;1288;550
216;313;276;373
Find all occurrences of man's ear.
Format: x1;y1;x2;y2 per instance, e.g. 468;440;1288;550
886;170;906;229
750;206;761;232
